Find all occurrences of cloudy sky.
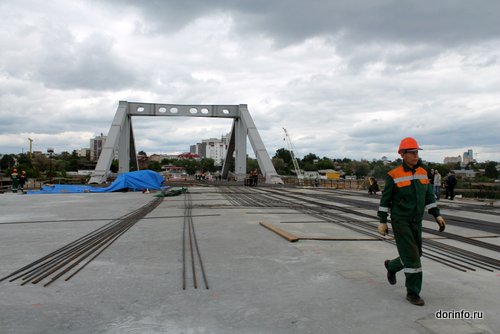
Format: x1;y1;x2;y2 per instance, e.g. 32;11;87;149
1;0;499;163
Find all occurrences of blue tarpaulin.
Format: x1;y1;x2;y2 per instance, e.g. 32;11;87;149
28;170;165;194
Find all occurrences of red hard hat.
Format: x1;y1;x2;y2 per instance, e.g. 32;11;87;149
398;137;421;154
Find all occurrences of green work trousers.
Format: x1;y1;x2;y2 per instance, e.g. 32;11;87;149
387;219;423;296
11;176;19;193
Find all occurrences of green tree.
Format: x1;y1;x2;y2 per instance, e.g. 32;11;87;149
0;154;16;170
274;148;292;164
372;164;391;179
272;157;288;175
148;160;162;172
60;151;72;161
484;161;499;179
342;165;352;176
62;150;80;171
12;153;36;176
200;158;216;173
32;154;50;172
316;158;334;170
302;162;318;171
160;158;174;165
176;159;199;175
302;153;319;164
435;165;451;178
54;159;69;172
247;157;259;172
351;160;371;178
17;153;31;166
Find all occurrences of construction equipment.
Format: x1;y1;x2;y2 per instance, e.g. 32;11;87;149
28;138;33;160
282;128;303;185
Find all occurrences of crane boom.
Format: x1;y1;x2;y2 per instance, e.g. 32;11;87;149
283;128;303;184
28;138;33;161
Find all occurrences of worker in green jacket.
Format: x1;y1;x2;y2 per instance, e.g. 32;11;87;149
377;137;446;306
11;168;20;193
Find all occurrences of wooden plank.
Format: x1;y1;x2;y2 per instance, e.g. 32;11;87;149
300;237;387;241
259;221;299;242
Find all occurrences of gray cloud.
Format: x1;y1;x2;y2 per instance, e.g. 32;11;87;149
35;32;138;91
107;0;500;46
1;0;499;163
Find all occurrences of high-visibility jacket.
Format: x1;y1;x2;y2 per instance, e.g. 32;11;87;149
11;172;20;191
378;161;439;224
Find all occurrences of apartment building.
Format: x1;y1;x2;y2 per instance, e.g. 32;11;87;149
190;134;229;166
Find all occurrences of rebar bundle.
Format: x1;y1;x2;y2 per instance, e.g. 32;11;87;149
0;197;163;287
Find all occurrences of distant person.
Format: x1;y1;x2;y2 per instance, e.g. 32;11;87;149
250;170;258;186
19;170;27;191
443;174;449;199
447;171;458;200
433;171;441;200
368;177;379;194
377;137;445;306
428;168;435;187
10;168;19;193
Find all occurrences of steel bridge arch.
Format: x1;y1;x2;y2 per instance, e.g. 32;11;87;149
89;101;281;184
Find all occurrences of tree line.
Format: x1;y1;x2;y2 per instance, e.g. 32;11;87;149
270;149;499;181
1;148;498;181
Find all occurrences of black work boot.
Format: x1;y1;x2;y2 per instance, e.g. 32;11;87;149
406;293;425;306
384;260;397;285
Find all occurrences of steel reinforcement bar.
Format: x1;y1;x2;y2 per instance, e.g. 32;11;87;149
182;191;209;290
221;187;499;272
0;197;163;287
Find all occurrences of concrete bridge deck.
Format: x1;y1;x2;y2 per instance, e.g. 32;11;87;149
0;186;498;334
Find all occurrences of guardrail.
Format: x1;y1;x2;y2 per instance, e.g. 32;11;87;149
454;182;500;200
280;176;500;199
0;177;12;192
281;176;366;189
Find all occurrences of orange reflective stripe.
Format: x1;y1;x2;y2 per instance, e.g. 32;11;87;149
388;166;429;188
388;166;404;179
395;180;411;188
389;166;410;188
415;167;430;186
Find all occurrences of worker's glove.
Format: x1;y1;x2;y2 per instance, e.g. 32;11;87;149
435;216;446;232
378;223;388;236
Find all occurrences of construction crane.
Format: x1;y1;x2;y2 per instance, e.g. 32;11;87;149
282;128;303;184
28;138;33;160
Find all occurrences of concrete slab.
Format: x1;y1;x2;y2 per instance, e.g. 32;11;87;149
0;187;498;334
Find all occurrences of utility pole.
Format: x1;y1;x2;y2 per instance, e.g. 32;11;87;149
28;138;33;161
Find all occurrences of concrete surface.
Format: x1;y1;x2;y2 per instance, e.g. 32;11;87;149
0;187;498;334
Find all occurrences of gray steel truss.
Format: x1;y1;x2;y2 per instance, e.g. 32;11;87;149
89;101;282;184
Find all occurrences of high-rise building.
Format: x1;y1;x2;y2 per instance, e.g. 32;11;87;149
463;149;475;165
90;133;106;162
190;134;229;166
